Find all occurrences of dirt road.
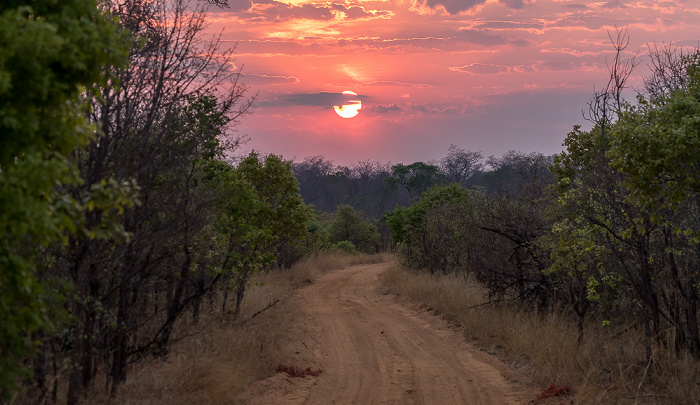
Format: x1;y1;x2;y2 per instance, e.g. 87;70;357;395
237;262;535;404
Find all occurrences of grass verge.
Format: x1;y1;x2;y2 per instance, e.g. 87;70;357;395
381;263;700;405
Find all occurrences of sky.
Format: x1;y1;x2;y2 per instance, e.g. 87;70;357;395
205;0;700;166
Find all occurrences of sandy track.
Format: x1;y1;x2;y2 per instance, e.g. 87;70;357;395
237;262;535;405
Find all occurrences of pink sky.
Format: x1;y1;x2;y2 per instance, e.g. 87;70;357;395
207;0;700;166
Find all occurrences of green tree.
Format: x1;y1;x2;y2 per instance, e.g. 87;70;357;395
386;162;444;200
329;204;381;254
387;184;473;273
553;118;700;356
610;57;700;217
607;57;700;355
53;0;253;397
0;0;127;395
228;152;312;317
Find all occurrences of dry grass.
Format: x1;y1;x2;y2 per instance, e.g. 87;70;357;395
70;252;391;405
381;263;700;405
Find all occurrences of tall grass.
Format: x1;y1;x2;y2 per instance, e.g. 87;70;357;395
10;252;390;405
381;263;700;405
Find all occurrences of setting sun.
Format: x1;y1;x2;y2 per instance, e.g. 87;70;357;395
334;90;362;118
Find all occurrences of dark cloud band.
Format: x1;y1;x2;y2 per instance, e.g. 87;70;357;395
260;92;366;108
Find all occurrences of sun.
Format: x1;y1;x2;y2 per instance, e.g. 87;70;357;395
334;90;362;118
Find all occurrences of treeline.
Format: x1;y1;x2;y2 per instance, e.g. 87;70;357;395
387;38;700;364
292;146;540;218
0;0;352;403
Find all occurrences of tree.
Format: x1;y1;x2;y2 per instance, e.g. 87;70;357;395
643;43;700;103
230;152;312;317
386;162;444;200
582;27;639;151
551;125;634;342
610;57;700;214
292;156;337;209
329;205;381;254
440;145;483;186
476;151;553;196
0;0;128;396
29;0;255;399
607;57;700;355
387;184;474;273
470;152;557;305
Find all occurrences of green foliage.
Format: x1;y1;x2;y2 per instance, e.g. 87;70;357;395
333;240;358;255
610;57;700;241
387;184;473;273
385;161;444;199
0;1;126;162
328;204;381;254
205;152;312;315
551;80;700;354
0;0;127;394
276;217;332;268
236;152;313;251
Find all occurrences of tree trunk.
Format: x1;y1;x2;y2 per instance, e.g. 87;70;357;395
233;268;250;319
154;245;191;357
67;246;91;404
110;267;129;395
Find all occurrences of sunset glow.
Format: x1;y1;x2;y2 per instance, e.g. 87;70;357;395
207;0;700;165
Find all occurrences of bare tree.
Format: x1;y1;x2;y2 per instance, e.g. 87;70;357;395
583;27;640;151
644;42;700;103
440;144;483;186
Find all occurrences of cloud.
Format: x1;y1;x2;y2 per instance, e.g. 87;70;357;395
564;3;590;10
412;0;488;15
549;15;634;31
408;104;460;115
412;0;532;14
260;92;367;109
331;4;392;20
233;1;391;22
450;61;598;75
498;0;532;9
453;29;509;46
225;0;253;12
365;102;461;116
449;63;510;74
258;1;333;20
241;73;299;85
537;61;592;72
368;103;403;114
472;21;544;30
364;81;432;88
602;0;627;9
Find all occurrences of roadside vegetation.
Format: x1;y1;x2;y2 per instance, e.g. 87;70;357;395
74;252;391;405
380;33;700;404
382;264;700;404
